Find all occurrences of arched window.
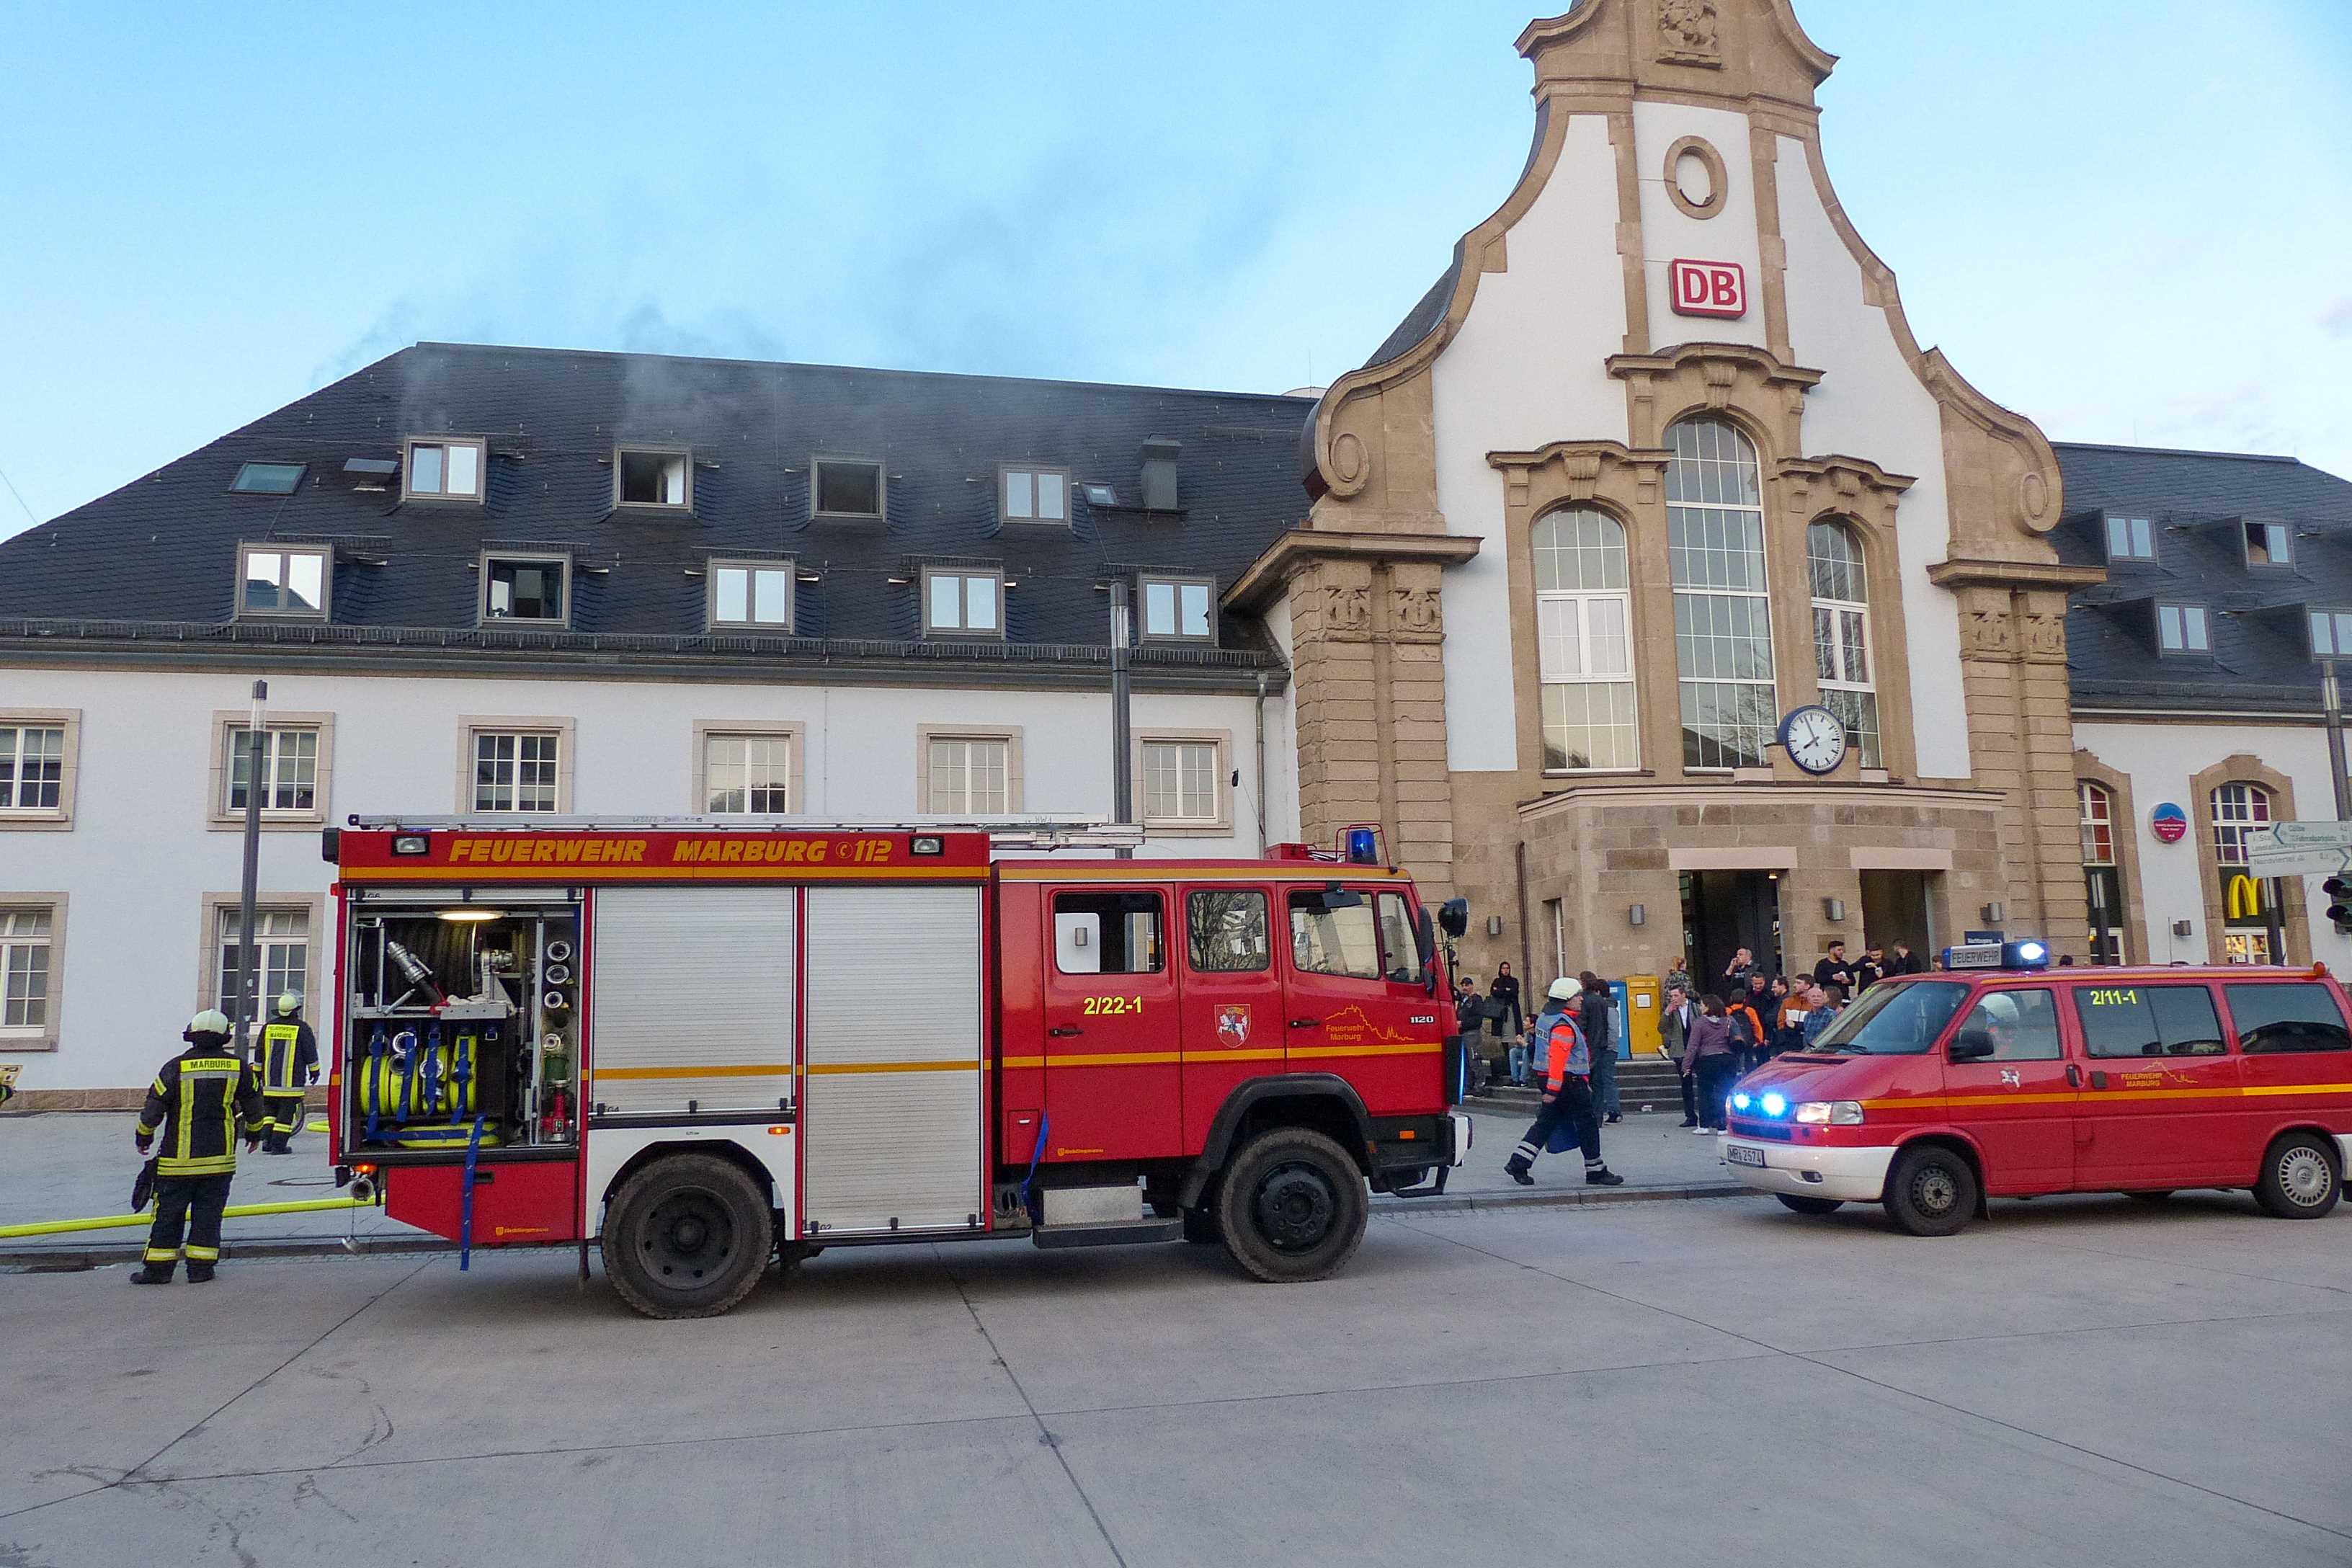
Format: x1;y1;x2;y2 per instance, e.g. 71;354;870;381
1807;521;1880;768
1531;507;1636;770
2211;783;2278;963
2080;781;2123;963
1666;418;1775;769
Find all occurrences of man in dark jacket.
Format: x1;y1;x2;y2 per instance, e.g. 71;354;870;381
133;1010;269;1285
1578;971;1620;1123
1812;940;1856;995
1886;940;1924;976
1660;985;1699;1128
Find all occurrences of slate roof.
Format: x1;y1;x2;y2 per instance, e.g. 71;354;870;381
0;344;1315;690
2055;442;2352;715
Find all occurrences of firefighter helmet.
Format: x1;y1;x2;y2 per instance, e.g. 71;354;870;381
184;1009;232;1038
275;992;301;1017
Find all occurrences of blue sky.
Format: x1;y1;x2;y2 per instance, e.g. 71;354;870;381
2;1;2347;541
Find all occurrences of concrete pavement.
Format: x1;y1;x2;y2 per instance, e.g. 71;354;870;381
2;1190;2345;1566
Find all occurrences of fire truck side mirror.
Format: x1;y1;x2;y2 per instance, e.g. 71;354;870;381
1437;899;1470;940
1415;909;1439;994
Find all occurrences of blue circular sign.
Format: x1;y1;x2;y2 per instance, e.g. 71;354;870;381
2150;802;2188;844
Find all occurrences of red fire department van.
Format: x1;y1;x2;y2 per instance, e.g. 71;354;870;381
323;819;1471;1317
1719;940;2352;1234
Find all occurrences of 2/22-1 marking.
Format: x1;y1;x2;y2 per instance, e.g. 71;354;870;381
1081;996;1144;1017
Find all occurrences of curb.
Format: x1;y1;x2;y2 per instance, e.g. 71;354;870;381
0;1235;483;1272
1375;1181;1756;1216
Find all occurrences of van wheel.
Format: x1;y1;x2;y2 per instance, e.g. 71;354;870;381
604;1154;772;1319
1883;1144;1978;1237
1215;1128;1368;1283
2254;1133;2341;1219
1776;1195;1844;1216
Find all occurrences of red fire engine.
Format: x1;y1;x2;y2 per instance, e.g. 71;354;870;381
324;820;1471;1317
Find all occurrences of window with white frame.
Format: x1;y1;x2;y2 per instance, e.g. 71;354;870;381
224;726;320;814
1807;521;1881;769
238;545;329;618
814;458;884;518
1;907;54;1035
0;723;66;813
1001;467;1069;524
924;569;1002;636
483;555;568;623
2244;520;2292;569
473;731;562;812
703;733;793;814
2211;782;2273;868
1667;418;1776;769
2103;514;2155;562
709;561;794;629
2157;603;2210;654
1142;739;1222;827
214;906;308;1018
2309;608;2352;661
1532;507;1636;771
927;736;1010;814
404;438;485;501
1140;576;1214;642
2080;781;2116;867
618;448;690;509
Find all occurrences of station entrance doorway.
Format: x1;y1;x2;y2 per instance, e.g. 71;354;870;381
1859;870;1938;961
1679;870;1781;994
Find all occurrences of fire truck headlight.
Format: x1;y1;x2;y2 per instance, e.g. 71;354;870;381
1759;1091;1788;1118
1794;1100;1864;1126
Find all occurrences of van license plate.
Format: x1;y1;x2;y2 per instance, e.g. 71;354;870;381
1725;1145;1765;1168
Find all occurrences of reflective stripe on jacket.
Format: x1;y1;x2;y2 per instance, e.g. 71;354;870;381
137;1046;268;1177
1536;1005;1590;1088
258;1020;317;1094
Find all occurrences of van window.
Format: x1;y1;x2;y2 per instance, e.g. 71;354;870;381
1288;891;1381;981
2074;984;2224;1058
1054;892;1164;976
2224;983;2352;1054
1376;892;1425;985
1186;889;1270;973
1953;989;2062;1061
1809;979;1969;1054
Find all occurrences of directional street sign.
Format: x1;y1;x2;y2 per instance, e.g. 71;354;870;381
2245;821;2352;878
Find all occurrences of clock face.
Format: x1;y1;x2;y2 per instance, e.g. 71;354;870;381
1781;706;1848;775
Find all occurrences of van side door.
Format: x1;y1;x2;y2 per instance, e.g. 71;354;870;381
2219;979;2352;1181
1942;985;2075;1194
2069;981;2239;1190
1041;886;1182;1160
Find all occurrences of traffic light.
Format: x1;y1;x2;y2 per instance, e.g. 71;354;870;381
2324;878;2352;936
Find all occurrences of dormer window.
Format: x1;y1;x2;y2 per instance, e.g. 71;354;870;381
1139;574;1214;641
231;463;306;495
481;553;569;625
2157;603;2210;655
2244;520;2292;569
2309;609;2352;661
814;458;883;520
404;437;486;502
617;448;690;509
2103;514;2155;562
709;560;794;630
1000;466;1069;525
237;545;329;619
924;568;1002;638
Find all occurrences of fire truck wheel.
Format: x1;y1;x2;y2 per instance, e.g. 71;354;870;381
604;1154;774;1319
1215;1128;1368;1282
1882;1143;1977;1238
2254;1133;2341;1219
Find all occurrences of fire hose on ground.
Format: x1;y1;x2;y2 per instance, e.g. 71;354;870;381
0;1195;378;1239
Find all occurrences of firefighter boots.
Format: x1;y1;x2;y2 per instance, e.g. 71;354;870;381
129;1264;174;1285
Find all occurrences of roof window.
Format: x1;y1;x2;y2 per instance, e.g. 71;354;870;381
2244;520;2292;569
481;553;568;625
618;448;690;509
1000;466;1069;525
405;438;485;502
1139;574;1214;642
2309;609;2352;661
924;567;1002;638
814;458;883;520
2103;514;2154;562
2157;603;2210;655
237;545;329;619
709;560;794;630
231;463;306;495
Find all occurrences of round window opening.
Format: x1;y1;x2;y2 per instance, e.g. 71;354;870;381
1662;136;1727;220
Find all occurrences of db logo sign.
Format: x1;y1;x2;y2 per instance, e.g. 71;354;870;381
1670;259;1746;319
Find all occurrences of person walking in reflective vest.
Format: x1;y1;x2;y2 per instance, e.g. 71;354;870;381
256;992;319;1154
130;1010;268;1285
1504;977;1625;1188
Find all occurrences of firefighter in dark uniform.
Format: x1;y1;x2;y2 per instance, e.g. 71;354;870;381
131;1009;269;1285
256;992;319;1154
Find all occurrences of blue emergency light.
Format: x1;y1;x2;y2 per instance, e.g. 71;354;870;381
1344;827;1381;865
1940;937;2052;972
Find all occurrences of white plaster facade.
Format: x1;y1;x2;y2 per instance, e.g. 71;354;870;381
1;667;1274;1092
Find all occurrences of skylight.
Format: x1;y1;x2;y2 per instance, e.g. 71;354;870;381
231;463;306;495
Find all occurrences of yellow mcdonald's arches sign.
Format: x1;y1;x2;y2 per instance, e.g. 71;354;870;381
2225;873;2268;922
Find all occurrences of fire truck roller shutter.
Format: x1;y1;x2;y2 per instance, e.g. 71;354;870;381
802;886;984;1234
591;888;798;1115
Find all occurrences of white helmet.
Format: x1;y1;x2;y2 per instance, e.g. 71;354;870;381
1980;992;2021;1027
1547;976;1582;1002
275;992;302;1016
184;1009;232;1038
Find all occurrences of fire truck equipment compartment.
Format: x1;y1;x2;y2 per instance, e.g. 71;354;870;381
591;887;798;1115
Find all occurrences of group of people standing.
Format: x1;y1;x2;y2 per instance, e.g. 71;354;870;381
1660;937;1923;1131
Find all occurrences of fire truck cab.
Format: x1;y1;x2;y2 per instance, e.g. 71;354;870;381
325;820;1471;1317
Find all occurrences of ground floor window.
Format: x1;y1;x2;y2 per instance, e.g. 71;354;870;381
1;906;55;1036
215;906;309;1020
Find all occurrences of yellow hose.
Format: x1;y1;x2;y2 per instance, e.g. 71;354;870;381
0;1195;375;1239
